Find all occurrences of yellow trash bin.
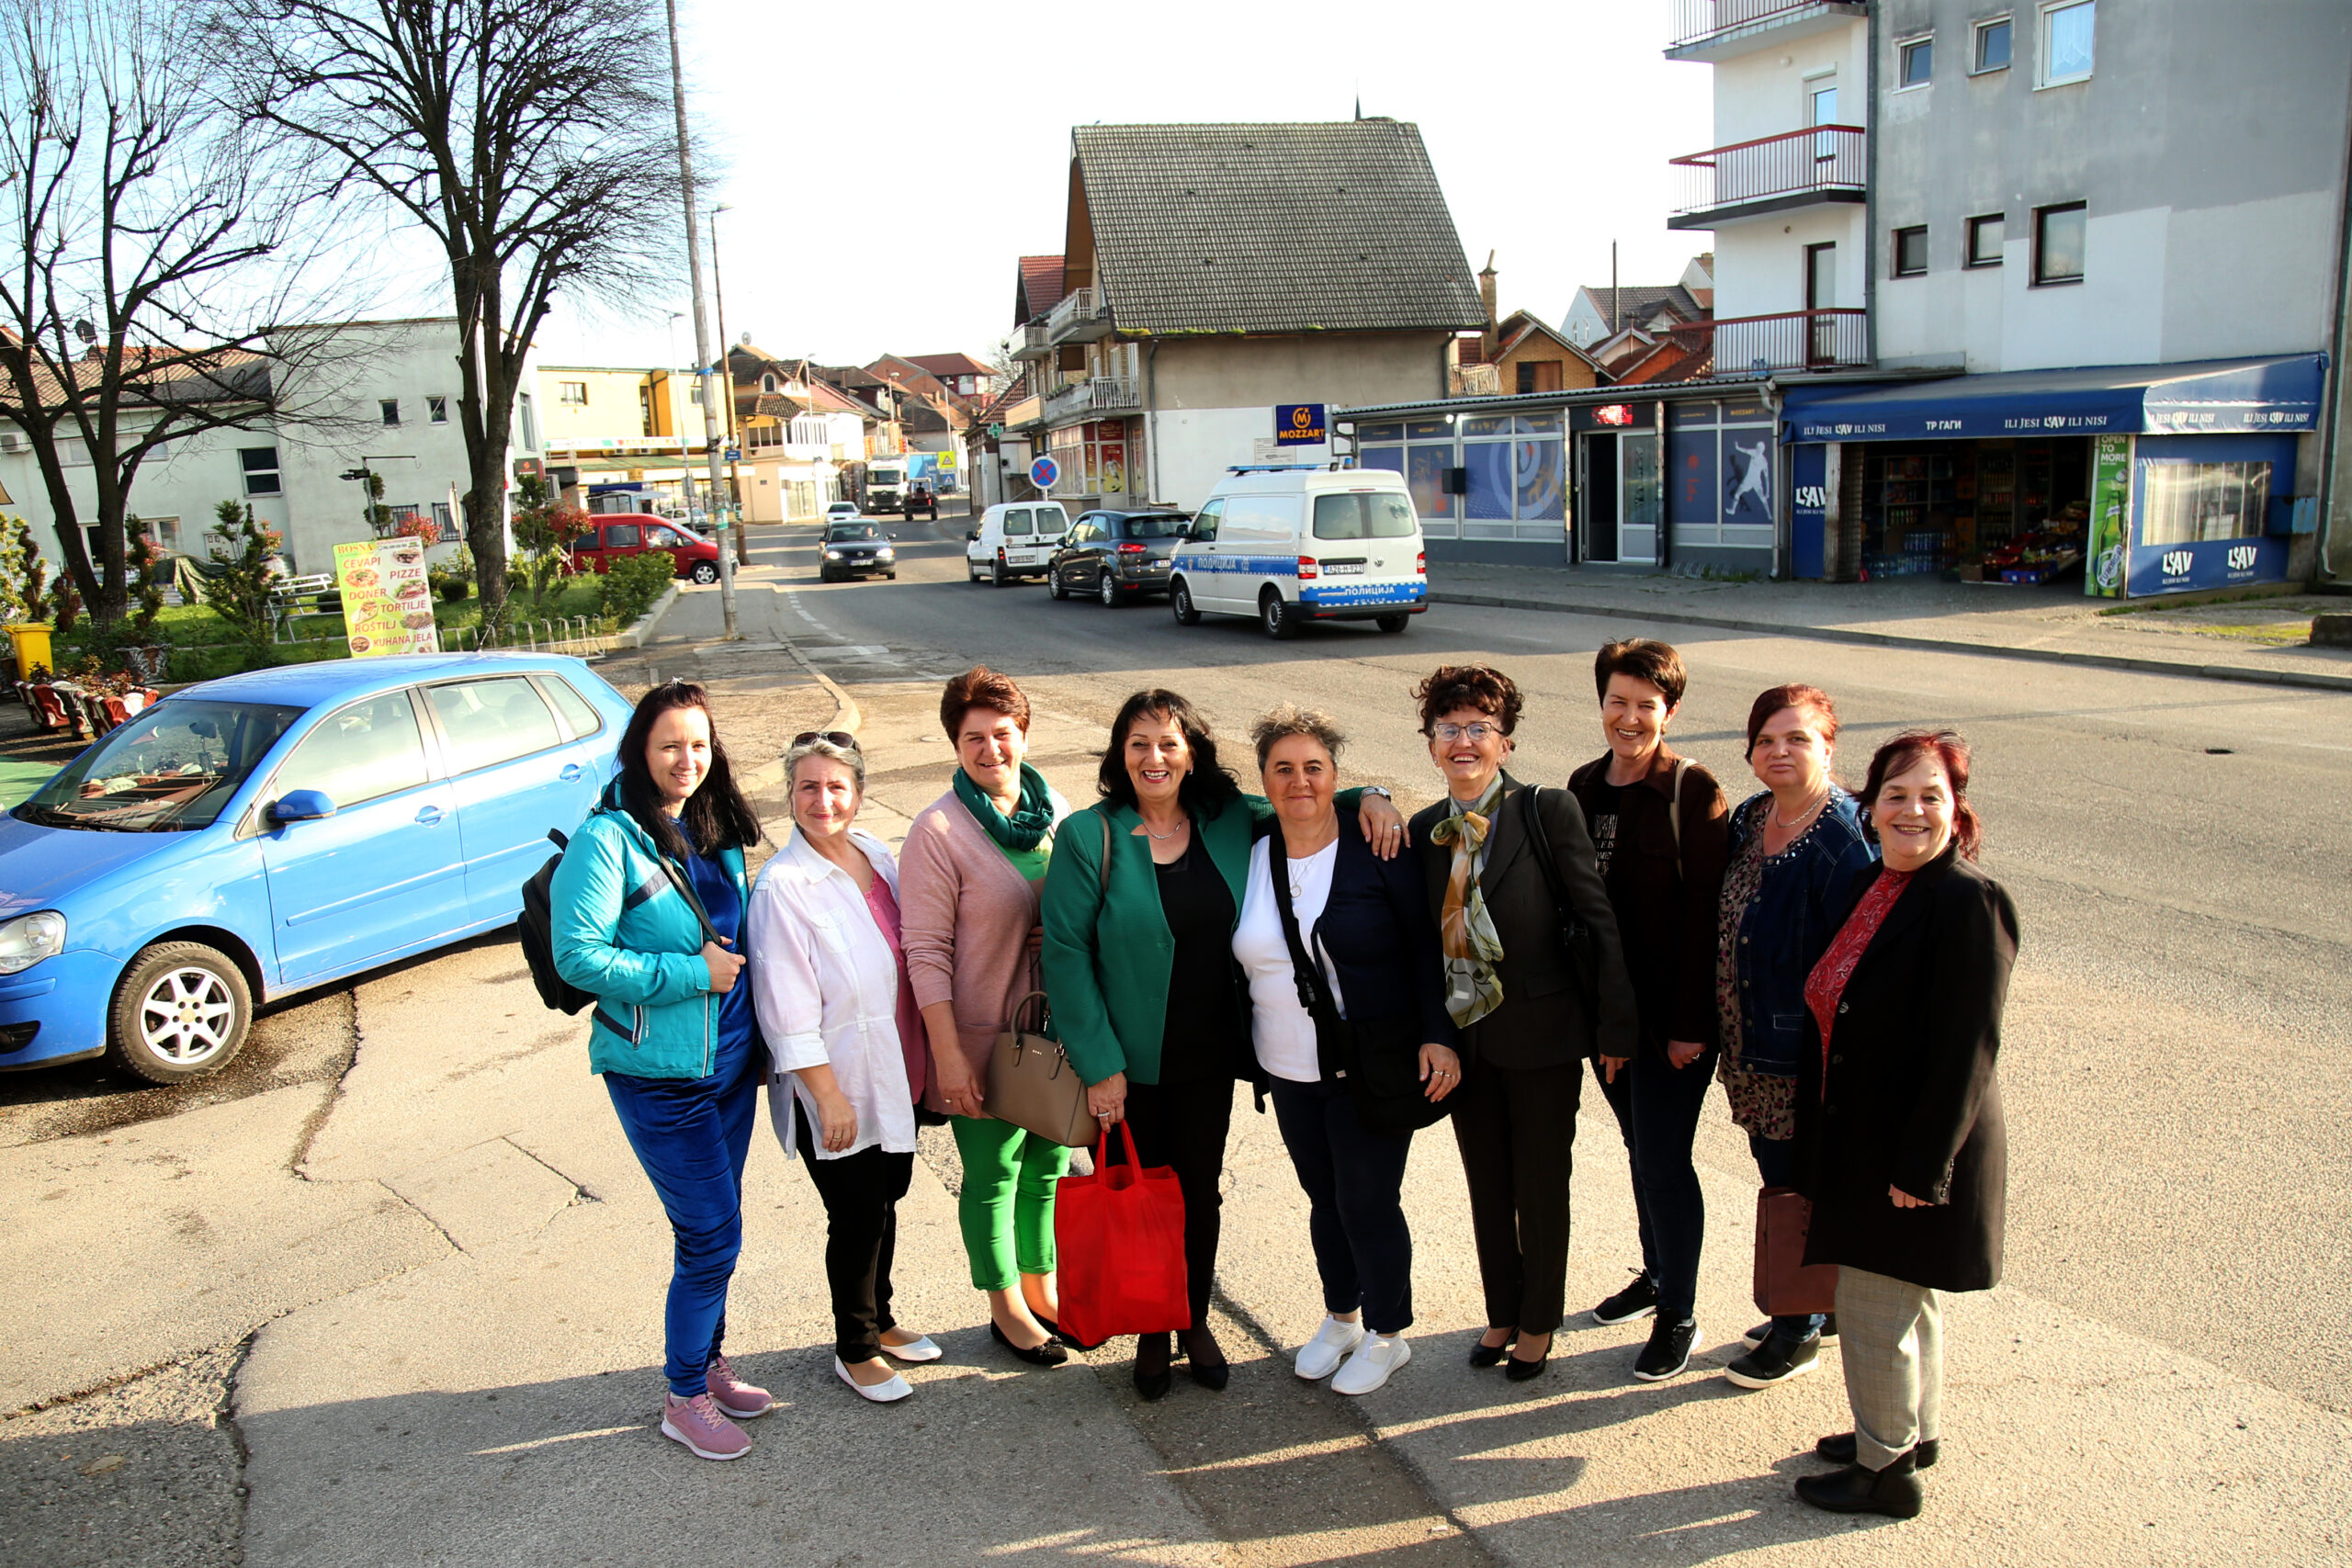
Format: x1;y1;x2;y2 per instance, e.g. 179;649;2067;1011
6;621;54;678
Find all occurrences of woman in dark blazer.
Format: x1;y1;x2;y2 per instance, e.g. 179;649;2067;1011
1792;730;2018;1521
1406;664;1639;1381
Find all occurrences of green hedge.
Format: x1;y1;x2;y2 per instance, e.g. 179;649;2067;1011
595;550;677;626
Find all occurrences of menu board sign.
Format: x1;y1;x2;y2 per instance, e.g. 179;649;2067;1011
332;538;440;659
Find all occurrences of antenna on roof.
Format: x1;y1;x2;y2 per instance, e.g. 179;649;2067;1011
1353;89;1363;121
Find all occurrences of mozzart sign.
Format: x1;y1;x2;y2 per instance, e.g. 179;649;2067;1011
1275;403;1328;445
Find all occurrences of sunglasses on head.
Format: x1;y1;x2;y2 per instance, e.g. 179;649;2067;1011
793;730;861;750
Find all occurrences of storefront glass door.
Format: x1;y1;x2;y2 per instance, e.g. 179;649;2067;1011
1620;430;1661;564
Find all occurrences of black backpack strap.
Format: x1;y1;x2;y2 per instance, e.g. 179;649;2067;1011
1267;842;1343;1032
656;852;728;948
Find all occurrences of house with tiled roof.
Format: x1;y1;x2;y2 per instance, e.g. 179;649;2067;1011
1561;255;1715;352
1005;119;1485;510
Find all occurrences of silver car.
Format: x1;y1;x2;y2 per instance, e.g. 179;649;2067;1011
1047;510;1190;605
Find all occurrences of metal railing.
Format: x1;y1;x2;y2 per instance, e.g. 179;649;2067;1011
1668;0;1861;52
1046;286;1111;343
1043;376;1139;423
1670;310;1870;372
455;615;618;659
1670;125;1866;220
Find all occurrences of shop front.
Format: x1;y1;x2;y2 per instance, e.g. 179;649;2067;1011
1782;355;2324;595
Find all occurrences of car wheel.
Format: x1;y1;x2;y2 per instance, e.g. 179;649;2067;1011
690;561;718;585
1048;564;1069;600
991;554;1009;587
1261;587;1300;640
885;570;898;581
1375;614;1410;634
107;941;253;1084
1098;570;1122;607
1170;579;1202;626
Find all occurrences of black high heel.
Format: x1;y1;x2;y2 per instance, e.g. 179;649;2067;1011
1469;1332;1517;1369
1504;1335;1551;1382
1134;1333;1173;1402
1182;1327;1228;1391
990;1319;1069;1367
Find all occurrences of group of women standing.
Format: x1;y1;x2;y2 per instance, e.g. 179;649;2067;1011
550;651;2017;1524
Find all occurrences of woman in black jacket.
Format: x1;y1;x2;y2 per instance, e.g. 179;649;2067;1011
1233;705;1460;1398
1792;730;2018;1521
1407;665;1639;1382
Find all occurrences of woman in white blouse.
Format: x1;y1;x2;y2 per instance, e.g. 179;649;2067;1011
748;732;942;1404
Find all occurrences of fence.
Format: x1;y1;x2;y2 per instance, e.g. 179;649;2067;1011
1669;125;1866;219
1668;0;1849;50
1669;310;1870;372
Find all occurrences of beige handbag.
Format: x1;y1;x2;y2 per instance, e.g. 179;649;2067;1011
986;990;1100;1148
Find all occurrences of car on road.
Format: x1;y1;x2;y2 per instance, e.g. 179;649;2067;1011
823;501;862;525
1168;466;1427;638
966;501;1069;585
819;521;899;582
0;654;635;1084
570;513;724;585
1047;509;1190;605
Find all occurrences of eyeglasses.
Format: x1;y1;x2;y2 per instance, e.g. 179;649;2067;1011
1430;722;1500;743
793;730;861;750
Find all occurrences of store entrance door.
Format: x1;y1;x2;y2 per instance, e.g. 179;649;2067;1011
1577;433;1618;562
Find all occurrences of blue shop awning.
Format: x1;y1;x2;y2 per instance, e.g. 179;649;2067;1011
1781;354;2327;443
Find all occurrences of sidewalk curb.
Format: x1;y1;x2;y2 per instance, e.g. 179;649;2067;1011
614;581;681;650
1427;591;2352;694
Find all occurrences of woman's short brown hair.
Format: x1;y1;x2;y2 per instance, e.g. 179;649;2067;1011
1860;729;1984;861
1744;683;1838;758
1412;664;1524;736
1594;639;1688;709
939;665;1030;739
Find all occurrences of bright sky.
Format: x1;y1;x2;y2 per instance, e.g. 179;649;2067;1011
527;0;1713;371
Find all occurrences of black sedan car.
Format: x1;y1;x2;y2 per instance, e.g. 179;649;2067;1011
818;521;898;582
1047;509;1190;605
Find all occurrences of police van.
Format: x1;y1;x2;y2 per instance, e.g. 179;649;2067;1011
1168;464;1427;638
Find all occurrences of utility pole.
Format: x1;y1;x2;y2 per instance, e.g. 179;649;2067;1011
709;204;742;549
663;0;737;637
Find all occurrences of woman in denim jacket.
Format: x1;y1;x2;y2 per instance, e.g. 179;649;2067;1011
1715;684;1877;1392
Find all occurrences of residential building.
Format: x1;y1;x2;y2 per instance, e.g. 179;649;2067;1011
725;344;879;523
1560;256;1715;351
537;365;717;516
868;352;994;406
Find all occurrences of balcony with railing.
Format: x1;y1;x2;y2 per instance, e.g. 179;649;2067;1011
1666;0;1869;62
1046;285;1112;344
1043;375;1138;424
1012;320;1052;361
1668;124;1866;229
1669;310;1869;372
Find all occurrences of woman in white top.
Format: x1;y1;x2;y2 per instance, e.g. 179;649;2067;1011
1231;705;1462;1398
748;732;942;1404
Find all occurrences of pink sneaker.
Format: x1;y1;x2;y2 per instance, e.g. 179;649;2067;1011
661;1391;751;1461
704;1352;773;1419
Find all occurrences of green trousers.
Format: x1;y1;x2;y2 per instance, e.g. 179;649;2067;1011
951;1115;1070;1292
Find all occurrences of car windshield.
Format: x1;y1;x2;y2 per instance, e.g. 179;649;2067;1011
869;469;902;486
1120;515;1186;540
826;525;881;542
14;698;300;832
1312;491;1419;540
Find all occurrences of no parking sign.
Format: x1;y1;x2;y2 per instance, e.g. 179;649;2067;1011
1030;455;1059;489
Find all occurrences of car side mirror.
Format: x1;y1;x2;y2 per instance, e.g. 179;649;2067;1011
269;788;337;824
1175;522;1192;538
965;529;979;542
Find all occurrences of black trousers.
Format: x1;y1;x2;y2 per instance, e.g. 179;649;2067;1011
1594;1046;1719;1320
794;1101;916;1362
1120;1077;1234;1330
1271;1077;1416;1335
1450;1056;1582;1335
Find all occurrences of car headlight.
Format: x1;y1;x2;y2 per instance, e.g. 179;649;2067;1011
823;549;843;559
0;910;66;976
876;547;894;558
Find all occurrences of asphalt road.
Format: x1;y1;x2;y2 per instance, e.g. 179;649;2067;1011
746;510;2352;1419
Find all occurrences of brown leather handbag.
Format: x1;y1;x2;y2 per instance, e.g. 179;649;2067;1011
986;991;1100;1148
1753;1187;1840;1317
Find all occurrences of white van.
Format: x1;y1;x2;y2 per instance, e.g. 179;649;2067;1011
966;501;1070;585
1168;466;1427;638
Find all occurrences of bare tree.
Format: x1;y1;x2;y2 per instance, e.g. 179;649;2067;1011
0;0;350;624
219;0;683;626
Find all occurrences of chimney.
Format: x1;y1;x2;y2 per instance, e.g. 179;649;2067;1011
1478;250;1498;364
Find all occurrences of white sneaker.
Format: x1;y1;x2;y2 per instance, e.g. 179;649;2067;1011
1332;1332;1411;1396
1294;1315;1367;1381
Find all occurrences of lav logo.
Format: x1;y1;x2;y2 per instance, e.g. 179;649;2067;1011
2161;549;2195;577
2227;544;2258;571
1794;484;1828;509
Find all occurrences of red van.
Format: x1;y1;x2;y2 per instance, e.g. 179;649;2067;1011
570;513;723;584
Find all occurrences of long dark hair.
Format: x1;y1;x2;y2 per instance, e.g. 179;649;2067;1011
616;681;763;861
1095;688;1240;818
1858;729;1983;862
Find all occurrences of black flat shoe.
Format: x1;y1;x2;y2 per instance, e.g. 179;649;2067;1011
1816;1432;1940;1470
1468;1334;1516;1368
990;1320;1069;1367
1134;1334;1172;1402
1794;1452;1924;1519
1182;1328;1228;1391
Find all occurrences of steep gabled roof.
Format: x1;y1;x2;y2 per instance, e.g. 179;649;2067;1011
908;352;990;379
1015;255;1065;324
1570;283;1706;335
1493;310;1603;373
1069;121;1484;336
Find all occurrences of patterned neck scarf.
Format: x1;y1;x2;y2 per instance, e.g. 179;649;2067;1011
1428;778;1507;1027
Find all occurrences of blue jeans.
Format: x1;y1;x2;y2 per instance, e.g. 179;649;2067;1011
1595;1046;1717;1320
1749;1131;1826;1342
1270;1077;1416;1337
605;1029;761;1397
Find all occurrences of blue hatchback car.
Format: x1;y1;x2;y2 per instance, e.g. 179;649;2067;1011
0;653;636;1082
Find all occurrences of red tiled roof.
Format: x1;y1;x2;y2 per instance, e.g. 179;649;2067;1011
907;352;989;378
1015;255;1065;323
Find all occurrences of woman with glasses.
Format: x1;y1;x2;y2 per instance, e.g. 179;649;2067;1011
748;730;940;1404
1405;664;1637;1382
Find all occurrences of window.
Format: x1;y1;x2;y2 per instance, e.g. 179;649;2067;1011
1967;214;2006;267
1003;508;1033;536
603;524;641;548
1894;226;1929;276
537;675;605;741
748;423;782;448
273;692;430;808
431;502;457;542
424;678;561;775
143;516;183;553
2041;1;2093;85
516;391;537;452
240;446;282;497
1973;16;2012;72
557;380;589;405
2137;462;2270;547
1187;500;1222;542
2034;201;2086;284
379;399;401;426
426;395;448;423
761;374;776;392
1516;360;1564;394
1897;36;1933;88
1312;491;1418;541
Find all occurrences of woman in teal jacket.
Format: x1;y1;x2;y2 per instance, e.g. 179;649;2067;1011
1041;688;1401;1399
549;681;768;1463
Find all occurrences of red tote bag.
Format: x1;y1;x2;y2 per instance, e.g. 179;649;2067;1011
1753;1187;1840;1318
1054;1122;1191;1346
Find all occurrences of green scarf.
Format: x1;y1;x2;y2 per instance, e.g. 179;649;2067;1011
954;761;1056;852
1427;778;1507;1028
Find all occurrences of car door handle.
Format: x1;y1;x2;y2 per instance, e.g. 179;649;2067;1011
414;805;446;827
560;763;583;783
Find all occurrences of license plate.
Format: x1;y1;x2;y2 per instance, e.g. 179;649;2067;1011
1322;561;1365;576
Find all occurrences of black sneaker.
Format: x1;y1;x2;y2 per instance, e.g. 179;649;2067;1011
1631;1316;1698;1382
1742;1313;1838;1348
1724;1327;1821;1389
1591;1270;1659;1325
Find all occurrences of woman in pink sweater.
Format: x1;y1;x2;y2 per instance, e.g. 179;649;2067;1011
898;667;1076;1366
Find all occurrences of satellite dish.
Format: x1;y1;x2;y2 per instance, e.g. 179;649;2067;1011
738;332;751;346
74;320;96;344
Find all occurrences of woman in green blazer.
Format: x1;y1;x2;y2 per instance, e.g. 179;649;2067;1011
1042;688;1401;1400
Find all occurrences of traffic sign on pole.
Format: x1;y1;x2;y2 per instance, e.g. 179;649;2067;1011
1030;455;1059;489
